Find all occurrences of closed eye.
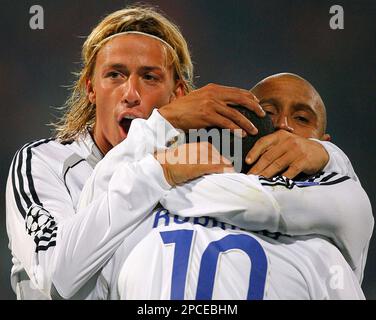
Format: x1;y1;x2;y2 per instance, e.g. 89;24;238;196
265;110;276;116
261;104;277;116
294;115;309;123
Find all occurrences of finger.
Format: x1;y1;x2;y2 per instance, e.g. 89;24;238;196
211;85;265;117
226;98;265;117
249;145;289;176
245;132;280;165
227;100;265;118
248;90;260;103
256;151;298;178
281;158;305;179
207;84;259;102
204;112;247;137
216;104;258;135
225;86;260;103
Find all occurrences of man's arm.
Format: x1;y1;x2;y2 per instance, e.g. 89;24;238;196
161;172;373;282
160;173;280;231
311;139;359;182
6;143;171;299
18;110;231;299
259;173;373;282
5;110;184;299
246;130;359;182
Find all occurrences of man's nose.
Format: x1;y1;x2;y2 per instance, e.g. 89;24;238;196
122;76;141;107
275;115;294;133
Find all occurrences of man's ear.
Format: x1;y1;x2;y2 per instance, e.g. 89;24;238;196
321;133;331;141
169;81;185;102
86;79;96;104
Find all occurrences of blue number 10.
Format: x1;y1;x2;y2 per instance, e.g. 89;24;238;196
160;229;268;300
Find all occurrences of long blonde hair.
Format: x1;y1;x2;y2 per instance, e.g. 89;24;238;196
54;5;194;141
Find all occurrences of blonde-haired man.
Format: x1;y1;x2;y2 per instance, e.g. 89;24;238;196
6;6;359;299
5;5;265;300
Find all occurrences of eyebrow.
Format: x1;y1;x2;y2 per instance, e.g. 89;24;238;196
104;63;165;73
292;103;317;118
259;98;280;109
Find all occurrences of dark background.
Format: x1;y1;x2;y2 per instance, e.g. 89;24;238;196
0;0;375;299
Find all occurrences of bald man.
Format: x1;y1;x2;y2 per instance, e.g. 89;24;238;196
253;73;328;139
246;73;357;181
159;73;371;281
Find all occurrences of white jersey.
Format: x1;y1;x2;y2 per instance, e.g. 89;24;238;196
115;209;364;300
6;110;178;299
5;109;372;299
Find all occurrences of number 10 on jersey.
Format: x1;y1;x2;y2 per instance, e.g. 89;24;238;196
160;229;268;300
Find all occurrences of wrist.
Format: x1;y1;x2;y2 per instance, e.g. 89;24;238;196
154;151;175;187
158;107;176;128
312;140;330;171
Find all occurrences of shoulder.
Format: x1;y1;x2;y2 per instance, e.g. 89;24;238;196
12;134;94;163
10;135;93;180
11;139;64;171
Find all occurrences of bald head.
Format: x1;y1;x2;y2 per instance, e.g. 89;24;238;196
251;73;329;140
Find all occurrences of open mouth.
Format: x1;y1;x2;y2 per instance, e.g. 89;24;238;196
119;117;134;134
